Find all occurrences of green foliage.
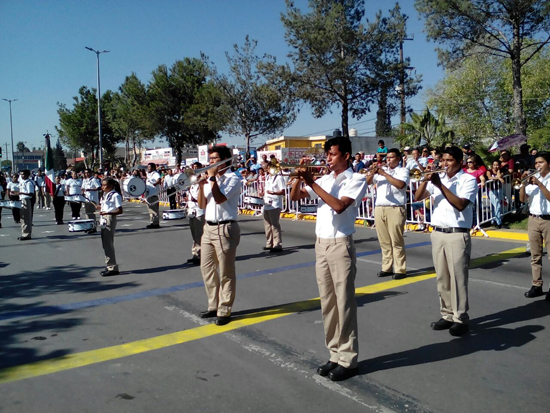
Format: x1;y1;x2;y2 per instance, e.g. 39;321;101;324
16;142;30;153
415;0;550;135
148;58;222;166
395;107;455;148
205;36;297;154
53;139;67;171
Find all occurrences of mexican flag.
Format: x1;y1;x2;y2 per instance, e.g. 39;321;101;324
44;133;55;195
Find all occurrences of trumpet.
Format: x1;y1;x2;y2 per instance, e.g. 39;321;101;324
410;168;447;182
269;163;329;176
512;169;539;190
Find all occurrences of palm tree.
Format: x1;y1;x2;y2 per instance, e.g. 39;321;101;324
396;107;455;148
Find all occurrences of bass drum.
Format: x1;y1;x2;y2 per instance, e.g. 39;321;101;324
123;177;146;197
68;219;96;232
172;173;190;191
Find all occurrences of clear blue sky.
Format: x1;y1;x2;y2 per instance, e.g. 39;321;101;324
0;0;443;157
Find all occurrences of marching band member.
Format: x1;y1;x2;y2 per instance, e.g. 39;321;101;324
65;171;83;220
7;174;21;224
53;175;66;225
366;148;409;279
145;163;161;229
186;162;205;265
96;177;123;276
290;136;367;382
163;169;178;210
519;152;550;300
197;146;242;326
263;162;286;252
18;169;35;241
82;169;101;232
414;146;477;337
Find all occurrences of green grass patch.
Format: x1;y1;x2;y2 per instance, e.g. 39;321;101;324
508;216;528;230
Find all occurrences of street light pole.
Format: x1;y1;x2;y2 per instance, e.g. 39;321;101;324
85;47;109;171
2;98;18;172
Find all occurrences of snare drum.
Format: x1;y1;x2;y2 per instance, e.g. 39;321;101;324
67;219;96;232
0;200;22;209
162;209;187;220
299;205;318;214
64;195;88;204
122;176;146;197
243;196;265;207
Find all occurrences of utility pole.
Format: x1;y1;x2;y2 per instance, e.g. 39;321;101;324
1;98;17;172
399;36;414;131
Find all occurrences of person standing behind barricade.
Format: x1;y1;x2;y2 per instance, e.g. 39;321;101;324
486;159;506;229
145;163;161;229
18;169;35;241
53;175;66;225
263;164;286;253
352;153;365;172
7;174;21;224
290;136;367;382
96;177;123;277
82;169;101;233
414;146;477;337
366;148;409;280
197;146;242;326
163;169;177;210
519;152;550;300
186;162;205;265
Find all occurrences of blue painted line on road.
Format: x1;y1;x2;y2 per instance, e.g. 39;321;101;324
0;241;431;321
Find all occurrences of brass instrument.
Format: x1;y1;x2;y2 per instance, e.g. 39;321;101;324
512;170;539;190
410;168;447;183
269;163;329;177
178;157;236;189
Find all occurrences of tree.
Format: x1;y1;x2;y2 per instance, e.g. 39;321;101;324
56;86;119;169
53;139;67;171
396;107;455;148
205;36;298;155
110;73;154;168
148;58;223;166
415;0;550;135
16;142;30;153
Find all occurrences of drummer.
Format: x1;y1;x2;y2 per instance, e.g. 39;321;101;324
65;171;83;220
145;163;161;229
82;169;101;233
6;175;21;224
18;170;35;241
96;177;123;276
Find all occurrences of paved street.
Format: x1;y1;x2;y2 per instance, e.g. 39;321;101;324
0;203;548;413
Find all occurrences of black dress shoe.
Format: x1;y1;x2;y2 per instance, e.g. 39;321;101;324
377;271;393;277
525;285;544;298
100;269;120;277
269;247;283;253
17;236;32;241
215;316;231;326
199;310;217;318
545;290;550;301
392;273;407;280
449;322;470;337
263;247;271;251
317;361;338;376
328;365;358;381
431;318;454;330
146;224;161;229
186;257;200;265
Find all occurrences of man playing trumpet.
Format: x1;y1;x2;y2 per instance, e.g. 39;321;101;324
366;148;409;279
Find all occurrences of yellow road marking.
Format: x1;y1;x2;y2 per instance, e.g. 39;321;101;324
0;246;525;384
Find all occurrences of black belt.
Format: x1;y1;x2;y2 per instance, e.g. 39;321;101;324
530;214;550;220
434;227;470;233
206;220;236;226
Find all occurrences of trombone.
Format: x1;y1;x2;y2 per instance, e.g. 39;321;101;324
269;163;329;177
512;169;539;190
177;157;237;188
409;168;447;182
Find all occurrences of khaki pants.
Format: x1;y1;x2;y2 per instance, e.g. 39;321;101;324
147;196;159;225
189;215;204;258
44;191;51;208
315;236;358;369
374;206;406;274
431;231;471;323
101;215;118;271
200;222;240;317
527;216;550;287
263;208;282;249
21;198;33;238
37;188;45;208
84;202;96;221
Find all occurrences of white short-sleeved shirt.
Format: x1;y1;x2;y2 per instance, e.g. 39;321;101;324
35;176;45;187
54;183;65;197
426;170;477;228
187;183;205;217
264;174;286;210
525;173;550;215
203;169;242;222
305;168;367;238
65;178;83;196
146;171;161;197
82;177;101;203
19;179;36;200
163;175;174;189
373;166;409;207
405;158;421;171
101;190;123;213
7;181;20;194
